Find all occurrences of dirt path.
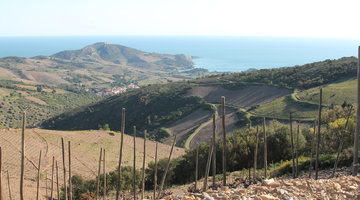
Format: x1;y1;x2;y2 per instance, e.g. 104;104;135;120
189;106;239;148
163;108;212;146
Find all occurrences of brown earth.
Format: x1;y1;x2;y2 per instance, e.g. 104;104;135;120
0;128;185;199
163;109;212;146
189;107;238;149
186;85;292;109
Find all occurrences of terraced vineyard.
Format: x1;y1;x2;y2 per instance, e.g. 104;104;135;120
0;128;185;199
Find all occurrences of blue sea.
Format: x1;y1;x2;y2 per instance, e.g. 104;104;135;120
0;36;359;72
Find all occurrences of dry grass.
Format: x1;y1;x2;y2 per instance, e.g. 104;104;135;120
0;128;185;199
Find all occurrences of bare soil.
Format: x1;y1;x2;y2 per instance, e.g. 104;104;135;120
164;109;212;146
187;85;292;109
189;106;238;148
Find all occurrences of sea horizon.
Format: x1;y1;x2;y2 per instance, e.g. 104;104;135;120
0;36;359;72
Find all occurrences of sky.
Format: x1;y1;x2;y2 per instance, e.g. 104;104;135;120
1;0;360;38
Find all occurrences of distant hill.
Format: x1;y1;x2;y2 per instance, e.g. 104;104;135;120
40;56;358;147
0;42;209;88
52;42;194;70
0;43;212;128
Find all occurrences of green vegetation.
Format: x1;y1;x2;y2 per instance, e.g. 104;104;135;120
194;57;357;89
67;166;142;200
297;78;356;106
41;82;212;140
0;79;102;128
143;105;354;186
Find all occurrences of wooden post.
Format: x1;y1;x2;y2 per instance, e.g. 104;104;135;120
203;142;214;192
253;126;259;182
116;108;126;200
6;171;12;200
56;160;60;200
96;148;103;200
103;149;106;200
263;117;268;179
153;142;158;200
295;124;300;178
315;88;322;180
36;150;42;200
354;46;360;176
195;145;199;191
68;141;72;200
133;126;137;200
20;112;26;200
0;147;2;200
332;106;353;177
212;114;216;190
221;96;227;185
45;172;48;197
157;136;176;199
289;112;295;178
61;137;68;200
51;156;54;200
309;121;316;178
141;130;147;200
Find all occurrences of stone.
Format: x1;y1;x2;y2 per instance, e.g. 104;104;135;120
258;194;280;200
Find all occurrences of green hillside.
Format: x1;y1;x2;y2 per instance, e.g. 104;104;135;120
40;57;358;143
0;79;102;128
253;78;356;121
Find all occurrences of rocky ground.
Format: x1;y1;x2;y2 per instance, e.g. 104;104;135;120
158;169;360;200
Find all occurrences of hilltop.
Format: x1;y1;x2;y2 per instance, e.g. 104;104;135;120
40;56;358;147
0;43;212;128
0;42;208;87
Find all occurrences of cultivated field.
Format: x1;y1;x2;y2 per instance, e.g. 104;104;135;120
186;85;292;109
163;108;212;146
0;128;185;199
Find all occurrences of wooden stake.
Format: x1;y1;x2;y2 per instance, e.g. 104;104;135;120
51;156;54;200
36;150;42;200
212;114;216;189
263;117;268;179
309;121;316;178
354;46;360;176
203;142;214;192
116;108;126;200
315;88;322;180
6;171;12;200
295;124;299;178
45;172;48;197
61;137;68;200
289;112;296;178
157;135;176;199
96;148;103;200
221;96;227;185
253;126;259;182
20;111;26;200
133;126;137;200
332;106;353;177
56;160;60;200
68;141;72;200
103;149;106;200
153;142;158;200
141;130;147;200
195;145;199;191
0;147;2;200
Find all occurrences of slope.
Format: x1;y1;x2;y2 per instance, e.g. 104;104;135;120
0;128;185;199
